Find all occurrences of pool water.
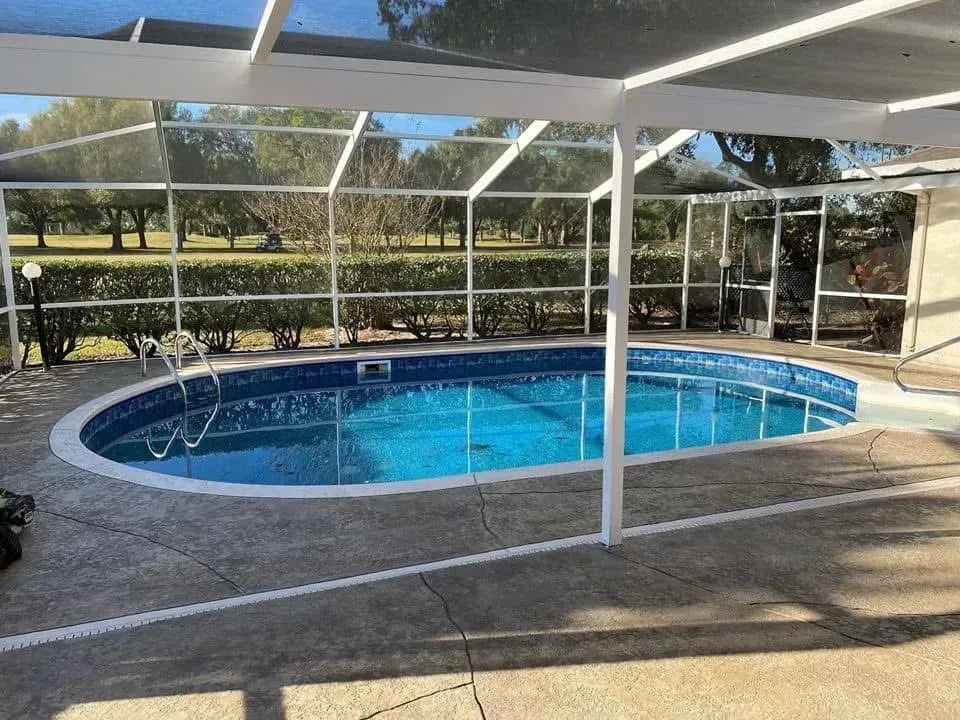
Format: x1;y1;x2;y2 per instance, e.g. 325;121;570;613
99;371;853;486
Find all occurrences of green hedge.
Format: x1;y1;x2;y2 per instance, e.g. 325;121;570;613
10;249;705;364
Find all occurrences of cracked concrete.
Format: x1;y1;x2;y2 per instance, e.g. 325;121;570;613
0;336;958;716
419;573;487;720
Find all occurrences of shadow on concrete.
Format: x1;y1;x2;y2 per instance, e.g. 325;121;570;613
0;488;958;719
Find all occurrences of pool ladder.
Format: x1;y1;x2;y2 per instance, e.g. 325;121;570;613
893;334;960;397
139;332;222;458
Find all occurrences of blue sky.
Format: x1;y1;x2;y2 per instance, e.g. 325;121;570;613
1;93;723;163
1;0;389;37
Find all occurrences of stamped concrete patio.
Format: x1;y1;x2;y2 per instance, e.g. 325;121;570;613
0;334;958;718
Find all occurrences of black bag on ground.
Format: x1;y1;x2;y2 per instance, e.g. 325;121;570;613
0;488;35;527
0;523;22;570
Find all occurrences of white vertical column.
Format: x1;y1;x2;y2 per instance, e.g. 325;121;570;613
466;199;475;341
719;201;731;316
328;195;340;350
810;196;829;347
680;201;694;330
0;191;21;369
600;109;637;548
902;190;929;355
583;199;594;334
766;200;783;339
152;101;181;337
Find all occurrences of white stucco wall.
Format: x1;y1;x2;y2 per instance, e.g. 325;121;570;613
904;189;960;367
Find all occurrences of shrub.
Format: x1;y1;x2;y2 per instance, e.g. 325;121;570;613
9;247;689;363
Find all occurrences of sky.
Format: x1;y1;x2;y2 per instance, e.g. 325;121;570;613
1;0;389;38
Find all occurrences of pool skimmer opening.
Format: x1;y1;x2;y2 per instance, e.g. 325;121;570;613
357;359;391;383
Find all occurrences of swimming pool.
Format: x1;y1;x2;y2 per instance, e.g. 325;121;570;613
54;345;860;497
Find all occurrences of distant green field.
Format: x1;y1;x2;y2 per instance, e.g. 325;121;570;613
8;231;567;260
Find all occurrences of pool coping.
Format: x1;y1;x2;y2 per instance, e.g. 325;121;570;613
46;339;941;499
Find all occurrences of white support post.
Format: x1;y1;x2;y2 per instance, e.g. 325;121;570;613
600;110;637;548
584;199;594;334
680;201;694;330
903;190;930;354
468;120;550;201
810;196;829;346
329;195;340;350
153;101;181;337
0;191;21;369
250;0;294;64
766;200;783;339
719;201;732;320
466;199;475;341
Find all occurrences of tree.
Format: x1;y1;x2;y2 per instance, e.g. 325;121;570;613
6;190;71;248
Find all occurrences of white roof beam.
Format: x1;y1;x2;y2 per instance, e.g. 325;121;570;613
887;90;960;114
590;130;698;203
328;111;371;196
0;122;156;162
624;0;940;91
826;139;883;181
251;0;294;64
675;155;773;194
9;34;960;146
468;120;550;201
625;83;960;149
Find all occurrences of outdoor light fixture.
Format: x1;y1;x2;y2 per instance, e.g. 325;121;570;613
717;255;733;333
21;262;50;371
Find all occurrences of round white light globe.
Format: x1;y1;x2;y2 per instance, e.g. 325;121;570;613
21;262;42;280
718;255;733;269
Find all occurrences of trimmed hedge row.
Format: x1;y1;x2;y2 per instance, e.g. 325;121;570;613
10;249;715;364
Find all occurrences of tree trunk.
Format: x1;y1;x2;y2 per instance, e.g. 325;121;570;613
228;226;236;250
108;209;124;252
133;207;151;249
177;218;187;252
35;225;46;249
439;200;446;250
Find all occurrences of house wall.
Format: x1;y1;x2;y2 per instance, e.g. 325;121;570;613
904;189;960;367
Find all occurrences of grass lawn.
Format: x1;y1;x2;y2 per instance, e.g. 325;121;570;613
9;231;582;260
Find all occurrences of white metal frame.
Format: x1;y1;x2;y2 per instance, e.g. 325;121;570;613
0;0;945;545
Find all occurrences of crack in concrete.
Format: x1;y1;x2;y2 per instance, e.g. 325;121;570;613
866;428;895;487
472;476;505;547
38;509;244;594
419;573;487;720
358;681;473;719
604;547;960;671
485;479;854;496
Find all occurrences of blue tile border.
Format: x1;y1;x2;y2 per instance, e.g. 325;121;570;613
80;346;857;452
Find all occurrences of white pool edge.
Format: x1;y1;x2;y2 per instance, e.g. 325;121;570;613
48;340;954;499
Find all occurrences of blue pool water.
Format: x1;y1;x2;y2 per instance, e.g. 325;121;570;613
95;370;853;486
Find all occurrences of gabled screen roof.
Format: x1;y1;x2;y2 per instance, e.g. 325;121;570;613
6;1;960;107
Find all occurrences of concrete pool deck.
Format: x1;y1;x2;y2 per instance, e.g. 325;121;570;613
0;333;958;717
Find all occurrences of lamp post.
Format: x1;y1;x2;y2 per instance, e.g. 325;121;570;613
21;262;50;371
718;255;732;332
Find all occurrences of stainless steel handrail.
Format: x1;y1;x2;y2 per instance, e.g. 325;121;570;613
138;335;222;456
139;338;188;459
173;331;221;448
893;335;960;396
